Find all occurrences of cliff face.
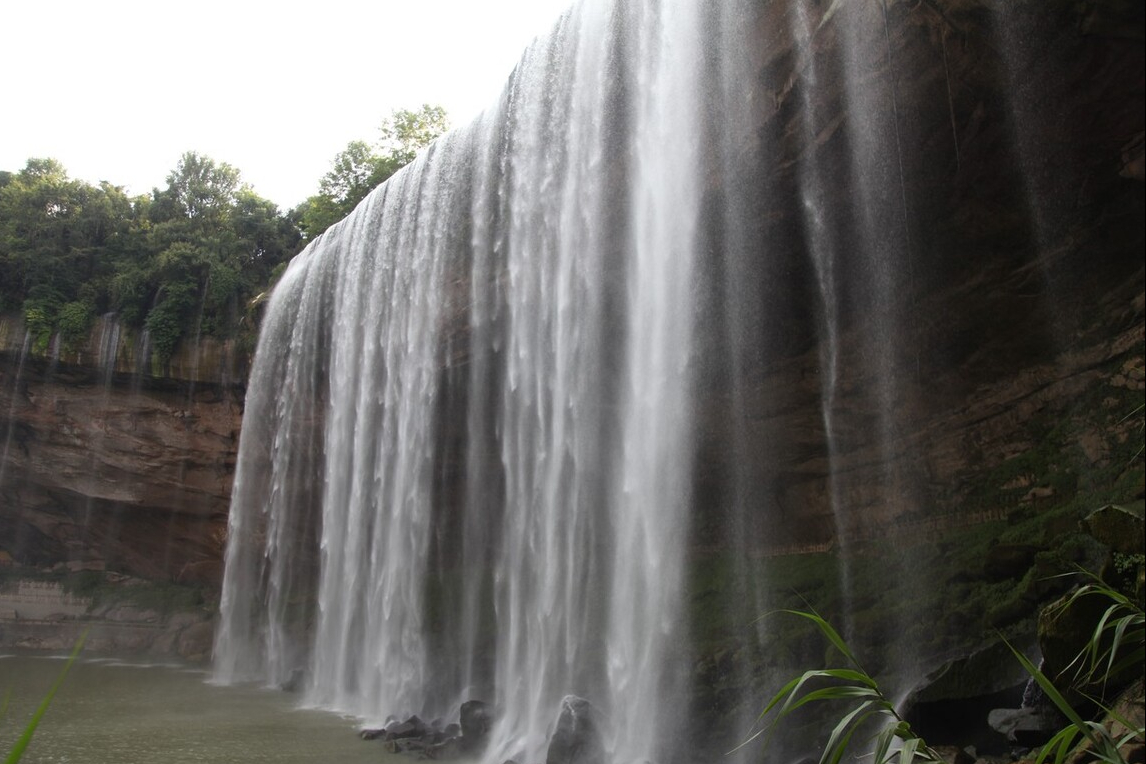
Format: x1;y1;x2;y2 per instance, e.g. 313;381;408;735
679;1;1143;745
0;315;247;585
686;0;1145;550
1;0;1142;631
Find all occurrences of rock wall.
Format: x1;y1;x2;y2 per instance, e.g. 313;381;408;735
0;314;246;586
687;0;1145;551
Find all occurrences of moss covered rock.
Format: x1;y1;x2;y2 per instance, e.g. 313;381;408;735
1085;502;1145;556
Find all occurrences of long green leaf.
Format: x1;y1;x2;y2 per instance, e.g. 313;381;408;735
770;668;884;722
756;673;806;722
820;700;876;764
749;609;950;764
776;609;862;669
815;667;881;689
873;722;898;764
1078;720;1124;762
774;669;838;719
782;685;883;718
898;737;920;764
1102;616;1140;682
3;633;86;764
1103;700;1146;744
1033;725;1079;764
1007;638;1102;749
1086;603;1119;678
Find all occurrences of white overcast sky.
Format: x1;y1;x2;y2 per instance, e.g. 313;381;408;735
1;0;573;210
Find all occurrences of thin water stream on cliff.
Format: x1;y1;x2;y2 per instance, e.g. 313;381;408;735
0;654;398;764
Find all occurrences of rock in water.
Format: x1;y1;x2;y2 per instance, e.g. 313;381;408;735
546;696;606;764
987;706;1062;745
385;715;430;741
459;700;493;753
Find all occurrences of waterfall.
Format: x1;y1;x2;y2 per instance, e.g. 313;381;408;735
213;0;1141;761
216;2;707;761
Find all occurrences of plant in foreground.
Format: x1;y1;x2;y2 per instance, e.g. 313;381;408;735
750;575;1144;764
739;609;945;764
2;632;86;764
1054;574;1144;692
1005;573;1144;764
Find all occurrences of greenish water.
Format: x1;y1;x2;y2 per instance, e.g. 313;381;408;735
0;654;396;764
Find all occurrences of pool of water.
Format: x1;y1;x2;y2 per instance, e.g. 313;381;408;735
0;653;400;764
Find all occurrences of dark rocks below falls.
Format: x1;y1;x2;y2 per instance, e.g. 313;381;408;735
360;695;606;764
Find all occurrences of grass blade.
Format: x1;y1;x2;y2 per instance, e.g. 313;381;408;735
1033;726;1079;764
820;701;875;764
1007;638;1101;748
784;685;880;719
777;609;862;669
898;736;920;764
873;722;898;764
3;633;86;764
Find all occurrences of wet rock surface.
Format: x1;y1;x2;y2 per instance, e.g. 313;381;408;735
0;315;243;582
359;695;615;764
360;701;493;760
545;696;606;764
987;705;1064;746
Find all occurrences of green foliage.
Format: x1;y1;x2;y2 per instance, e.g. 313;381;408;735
1009;649;1140;764
1052;573;1144;692
297;104;450;240
1006;575;1145;763
161;151;240;222
295;193;346;241
56;300;94;350
744;609;946;764
317;140;383;203
145;281;199;362
110;264;149;325
378;104;450;166
21;301;56;355
1;105;441;355
760;572;1144;764
1;152;301;359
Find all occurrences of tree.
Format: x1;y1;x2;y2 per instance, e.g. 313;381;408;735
318;140;386;203
0;154;301;360
378;104;450;167
295;104;450;240
159;151;241;223
141;153;301;355
297;141;395;238
0;158;124;346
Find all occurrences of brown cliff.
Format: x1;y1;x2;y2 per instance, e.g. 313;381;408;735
687;0;1144;551
0;315;247;586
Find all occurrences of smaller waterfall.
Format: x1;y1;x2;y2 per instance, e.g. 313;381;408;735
0;332;33;493
96;313;122;377
79;317;124;540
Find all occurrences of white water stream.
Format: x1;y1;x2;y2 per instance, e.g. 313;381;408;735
215;3;709;762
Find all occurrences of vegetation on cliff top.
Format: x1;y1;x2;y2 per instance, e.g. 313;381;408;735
0;106;448;362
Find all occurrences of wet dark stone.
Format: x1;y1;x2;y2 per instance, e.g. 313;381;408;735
545;695;606;764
